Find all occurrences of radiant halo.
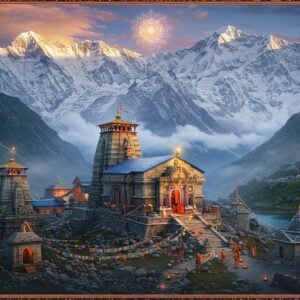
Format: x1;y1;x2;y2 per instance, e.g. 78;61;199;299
133;11;169;51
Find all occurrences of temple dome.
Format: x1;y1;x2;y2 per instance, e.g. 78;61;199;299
288;206;300;232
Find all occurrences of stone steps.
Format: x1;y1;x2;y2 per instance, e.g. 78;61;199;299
155;213;228;292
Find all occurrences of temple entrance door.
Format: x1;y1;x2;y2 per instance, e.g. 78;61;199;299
279;246;284;259
23;248;33;264
171;189;180;213
113;189;121;206
170;188;186;214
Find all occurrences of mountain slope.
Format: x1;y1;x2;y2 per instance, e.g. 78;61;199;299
206;112;300;196
0;26;300;171
0;93;91;196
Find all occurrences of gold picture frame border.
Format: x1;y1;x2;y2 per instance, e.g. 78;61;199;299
0;0;300;4
0;295;300;299
0;0;299;299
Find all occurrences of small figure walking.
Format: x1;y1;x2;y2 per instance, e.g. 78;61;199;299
233;251;239;269
220;249;227;265
251;243;257;258
195;252;202;271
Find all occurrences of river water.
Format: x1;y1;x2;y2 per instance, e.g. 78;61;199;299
254;212;294;230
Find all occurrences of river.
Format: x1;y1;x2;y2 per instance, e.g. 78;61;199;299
253;212;294;229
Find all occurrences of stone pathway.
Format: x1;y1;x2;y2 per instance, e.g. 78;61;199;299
155;213;228;292
226;254;297;294
173;213;228;255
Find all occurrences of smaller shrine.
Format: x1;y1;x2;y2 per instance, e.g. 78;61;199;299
32;198;65;224
232;184;250;233
272;205;300;260
0;147;38;237
72;175;92;204
44;176;71;199
6;221;42;270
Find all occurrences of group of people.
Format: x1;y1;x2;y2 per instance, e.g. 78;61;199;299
232;242;242;268
182;237;258;272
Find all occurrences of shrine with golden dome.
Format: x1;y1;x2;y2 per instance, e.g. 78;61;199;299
0;147;38;237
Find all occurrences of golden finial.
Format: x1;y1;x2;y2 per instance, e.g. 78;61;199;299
10;146;16;162
116;102;122;119
175;147;181;157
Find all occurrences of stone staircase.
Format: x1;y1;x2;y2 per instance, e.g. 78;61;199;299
155;213;228;292
173;213;228;253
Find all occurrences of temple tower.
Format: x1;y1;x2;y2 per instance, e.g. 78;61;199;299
90;109;142;207
0;148;38;237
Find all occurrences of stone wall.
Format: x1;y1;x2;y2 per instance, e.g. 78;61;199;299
95;208;177;239
274;241;298;260
6;242;42;268
236;213;250;233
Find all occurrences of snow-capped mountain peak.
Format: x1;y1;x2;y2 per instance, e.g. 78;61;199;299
8;31;43;56
0;26;299;171
6;31;71;58
217;25;245;45
74;40;141;58
4;31;141;59
267;35;289;50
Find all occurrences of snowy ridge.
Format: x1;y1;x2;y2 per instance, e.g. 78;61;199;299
0;25;300;168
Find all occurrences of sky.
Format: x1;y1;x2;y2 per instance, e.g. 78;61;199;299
0;5;299;54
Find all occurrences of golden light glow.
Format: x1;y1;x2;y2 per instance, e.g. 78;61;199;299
134;11;169;51
175;147;181;156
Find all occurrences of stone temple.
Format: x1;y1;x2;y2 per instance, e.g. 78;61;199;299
87;109;206;237
85;111;205;238
90;109;142;208
0;149;38;237
272;205;300;260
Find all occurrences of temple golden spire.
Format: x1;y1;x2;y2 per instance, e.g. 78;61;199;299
115;102;122;119
9;146;16;162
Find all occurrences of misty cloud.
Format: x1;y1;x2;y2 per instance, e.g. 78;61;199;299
55;113;98;161
138;123;267;154
54;114;270;162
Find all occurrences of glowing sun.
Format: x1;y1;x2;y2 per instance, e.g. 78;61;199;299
134;11;169;51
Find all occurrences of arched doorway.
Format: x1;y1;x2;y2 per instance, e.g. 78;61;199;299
23;248;33;264
279;246;284;259
171;189;180;213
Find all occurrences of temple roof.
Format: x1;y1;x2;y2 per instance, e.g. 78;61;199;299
288;205;300;232
0;159;27;170
103;155;174;174
7;231;42;244
32;198;65;208
99;114;139;127
73;175;92;186
45;176;69;190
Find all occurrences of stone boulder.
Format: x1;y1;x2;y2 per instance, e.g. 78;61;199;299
273;273;300;292
114;266;135;278
135;268;147;277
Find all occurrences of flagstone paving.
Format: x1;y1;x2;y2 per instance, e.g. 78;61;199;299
154;213;299;294
155;213;228;292
226;254;297;294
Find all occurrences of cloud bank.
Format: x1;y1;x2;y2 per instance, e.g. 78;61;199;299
0;5;119;46
54;113;271;162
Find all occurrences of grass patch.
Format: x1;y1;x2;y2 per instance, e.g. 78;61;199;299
185;261;237;293
125;254;170;271
240;236;274;260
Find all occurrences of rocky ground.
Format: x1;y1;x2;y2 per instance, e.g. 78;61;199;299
0;215;299;295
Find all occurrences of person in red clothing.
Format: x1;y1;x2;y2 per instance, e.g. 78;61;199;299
251;243;257;258
195;252;202;271
220;249;227;265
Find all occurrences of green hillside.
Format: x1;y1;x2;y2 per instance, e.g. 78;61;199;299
207;112;300;197
233;163;300;211
0;93;91;195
